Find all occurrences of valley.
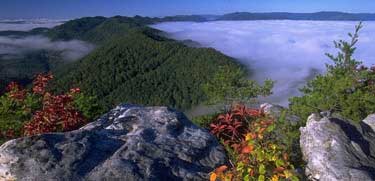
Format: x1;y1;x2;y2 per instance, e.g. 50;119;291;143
0;16;245;112
153;20;375;106
2;15;375;111
1;5;375;180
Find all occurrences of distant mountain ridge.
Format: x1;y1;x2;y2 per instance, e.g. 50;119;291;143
1;11;373;27
217;11;375;21
162;11;375;22
135;11;375;22
154;11;375;21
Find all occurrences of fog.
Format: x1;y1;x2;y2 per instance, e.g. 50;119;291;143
152;21;375;106
0;19;93;61
0;19;63;31
0;36;94;61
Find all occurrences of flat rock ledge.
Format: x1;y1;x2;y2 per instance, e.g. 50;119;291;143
300;114;375;181
0;104;227;181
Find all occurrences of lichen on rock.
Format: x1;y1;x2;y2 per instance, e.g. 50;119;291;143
0;104;227;181
300;113;375;181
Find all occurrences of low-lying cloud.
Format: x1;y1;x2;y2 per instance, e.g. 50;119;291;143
0;36;94;61
0;19;92;62
152;20;375;106
0;19;63;31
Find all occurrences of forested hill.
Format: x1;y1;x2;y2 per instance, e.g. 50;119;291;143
45;15;208;44
46;16;156;44
0;16;243;111
35;16;241;110
51;28;241;110
0;15;213;90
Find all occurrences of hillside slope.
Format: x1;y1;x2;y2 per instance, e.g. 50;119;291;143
0;16;245;110
52;29;241;110
0;50;68;90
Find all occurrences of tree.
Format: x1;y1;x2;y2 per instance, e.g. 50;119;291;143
289;22;375;122
203;65;274;106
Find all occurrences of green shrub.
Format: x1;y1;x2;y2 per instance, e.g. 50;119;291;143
73;93;105;120
191;114;218;128
273;110;304;172
0;83;40;141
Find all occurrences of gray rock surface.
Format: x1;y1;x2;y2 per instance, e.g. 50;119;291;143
0;104;227;181
260;103;300;125
300;114;375;181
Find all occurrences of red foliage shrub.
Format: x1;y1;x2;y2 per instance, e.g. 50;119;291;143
22;73;87;136
5;82;26;101
209;104;298;181
32;73;53;95
0;129;16;140
210;104;262;147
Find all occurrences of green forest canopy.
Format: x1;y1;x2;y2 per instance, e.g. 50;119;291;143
51;29;243;110
1;16;268;111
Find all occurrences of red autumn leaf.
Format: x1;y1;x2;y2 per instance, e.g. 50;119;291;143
241;145;254;154
246;109;260;117
283;153;289;161
274;167;285;173
215;165;228;173
250;169;255;176
209;104;259;147
258;127;266;134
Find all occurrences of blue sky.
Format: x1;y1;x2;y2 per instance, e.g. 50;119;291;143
1;0;375;19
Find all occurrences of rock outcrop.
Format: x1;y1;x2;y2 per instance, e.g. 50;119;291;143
0;104;227;181
300;113;375;181
261;103;300;125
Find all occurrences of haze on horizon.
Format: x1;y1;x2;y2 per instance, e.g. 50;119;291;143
1;0;375;19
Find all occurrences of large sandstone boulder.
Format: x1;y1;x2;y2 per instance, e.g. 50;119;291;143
0;105;227;181
300;114;375;181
